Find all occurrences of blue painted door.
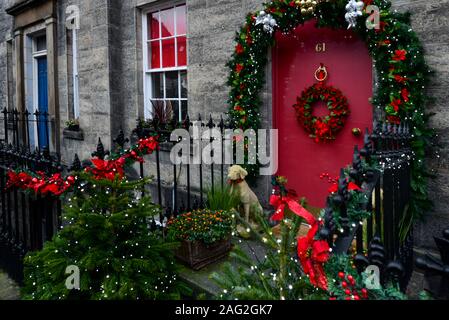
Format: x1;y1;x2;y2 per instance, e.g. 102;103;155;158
37;56;48;149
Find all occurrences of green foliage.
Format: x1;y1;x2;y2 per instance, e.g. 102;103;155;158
210;245;326;300
325;255;406;300
210;199;327;300
206;184;240;211
418;290;433;300
21;173;189;300
211;185;409;301
167;209;233;245
346;192;371;222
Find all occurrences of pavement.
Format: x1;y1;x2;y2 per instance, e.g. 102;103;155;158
0;269;20;300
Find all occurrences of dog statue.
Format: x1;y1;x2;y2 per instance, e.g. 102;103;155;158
228;165;263;237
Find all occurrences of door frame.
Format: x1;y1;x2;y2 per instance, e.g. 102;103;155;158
32;33;48;149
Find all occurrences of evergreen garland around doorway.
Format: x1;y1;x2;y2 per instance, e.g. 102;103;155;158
227;0;434;221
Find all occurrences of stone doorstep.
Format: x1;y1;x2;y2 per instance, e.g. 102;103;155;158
179;238;268;298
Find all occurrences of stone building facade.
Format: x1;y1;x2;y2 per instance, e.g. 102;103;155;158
0;0;448;253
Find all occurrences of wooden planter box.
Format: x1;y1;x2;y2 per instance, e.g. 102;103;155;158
175;237;232;270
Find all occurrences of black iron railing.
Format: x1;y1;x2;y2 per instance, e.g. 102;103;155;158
132;115;232;219
320;122;414;290
0;108;60;283
1;108;54;153
0;111;415;290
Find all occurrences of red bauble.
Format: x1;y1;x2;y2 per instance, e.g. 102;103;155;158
338;272;345;279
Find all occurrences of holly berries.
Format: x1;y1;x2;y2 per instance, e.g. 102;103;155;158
361;288;368;299
336;272;369;301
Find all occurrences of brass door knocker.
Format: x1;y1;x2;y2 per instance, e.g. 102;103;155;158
314;63;328;82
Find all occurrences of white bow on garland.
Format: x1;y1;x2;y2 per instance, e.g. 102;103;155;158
255;11;278;34
345;0;365;29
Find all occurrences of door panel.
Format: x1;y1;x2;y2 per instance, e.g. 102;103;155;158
37;56;48;149
272;20;373;208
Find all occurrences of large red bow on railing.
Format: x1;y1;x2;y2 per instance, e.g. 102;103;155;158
269;194;315;225
297;222;330;290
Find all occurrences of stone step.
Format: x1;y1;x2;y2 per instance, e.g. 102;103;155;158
178;238;267;298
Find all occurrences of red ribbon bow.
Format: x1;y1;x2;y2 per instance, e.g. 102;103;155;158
87;157;126;181
269;194;315;225
138;136;159;154
297;222;330;290
328;181;361;194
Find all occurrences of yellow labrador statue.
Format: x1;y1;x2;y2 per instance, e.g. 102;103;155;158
228;165;263;237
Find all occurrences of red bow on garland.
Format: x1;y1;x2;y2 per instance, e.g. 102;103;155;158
6;171;32;189
86;157;126;181
6;136;159;196
6;171;75;196
40;173;75;196
328;181;362;194
269;194;315;225
137;136;159;153
297;222;330;290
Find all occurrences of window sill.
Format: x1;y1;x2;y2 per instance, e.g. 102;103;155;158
63;128;84;141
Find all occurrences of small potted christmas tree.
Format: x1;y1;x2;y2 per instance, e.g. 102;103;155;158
167;209;233;270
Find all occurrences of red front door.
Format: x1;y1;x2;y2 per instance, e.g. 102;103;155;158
272;20;373;208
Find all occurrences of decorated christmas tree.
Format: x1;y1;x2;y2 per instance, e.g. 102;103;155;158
21;171;189;300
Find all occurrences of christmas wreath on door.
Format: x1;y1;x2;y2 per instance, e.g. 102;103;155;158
293;64;350;143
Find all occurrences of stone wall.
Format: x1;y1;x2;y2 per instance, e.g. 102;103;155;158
57;0;115;164
0;0;15;140
392;0;449;250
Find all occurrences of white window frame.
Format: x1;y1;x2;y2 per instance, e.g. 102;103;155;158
32;35;47;114
142;1;187;121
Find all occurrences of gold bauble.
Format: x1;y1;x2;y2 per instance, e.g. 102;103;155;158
301;8;307;14
307;6;314;13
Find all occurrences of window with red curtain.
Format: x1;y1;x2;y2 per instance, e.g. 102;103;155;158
145;4;187;121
